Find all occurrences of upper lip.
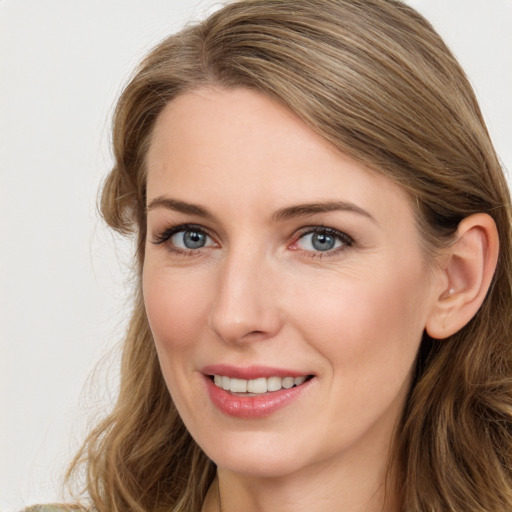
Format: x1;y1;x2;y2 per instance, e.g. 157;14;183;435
201;364;312;380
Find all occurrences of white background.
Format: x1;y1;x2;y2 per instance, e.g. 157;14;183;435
1;1;511;510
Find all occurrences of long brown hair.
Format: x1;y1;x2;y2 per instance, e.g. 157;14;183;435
67;1;512;510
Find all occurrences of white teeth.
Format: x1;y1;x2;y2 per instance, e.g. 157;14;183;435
282;376;294;389
247;377;267;394
212;375;309;394
230;378;248;393
294;376;306;386
267;376;282;392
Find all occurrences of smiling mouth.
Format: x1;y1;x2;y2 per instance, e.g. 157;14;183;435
210;375;314;395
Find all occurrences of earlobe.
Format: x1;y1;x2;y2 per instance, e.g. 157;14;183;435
425;213;499;340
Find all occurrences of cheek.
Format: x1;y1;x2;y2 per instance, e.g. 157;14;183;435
142;265;212;352
142;264;215;416
290;267;429;437
290;264;430;371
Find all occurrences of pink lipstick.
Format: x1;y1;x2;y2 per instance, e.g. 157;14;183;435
201;365;314;418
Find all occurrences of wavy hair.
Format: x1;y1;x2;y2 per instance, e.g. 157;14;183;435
67;1;512;510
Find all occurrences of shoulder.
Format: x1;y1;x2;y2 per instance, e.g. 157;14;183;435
22;506;87;512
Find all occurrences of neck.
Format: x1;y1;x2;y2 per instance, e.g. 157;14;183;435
200;388;405;512
203;454;398;512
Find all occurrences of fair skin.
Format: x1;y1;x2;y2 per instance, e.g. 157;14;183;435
142;87;498;512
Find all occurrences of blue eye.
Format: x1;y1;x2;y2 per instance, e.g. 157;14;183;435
296;228;351;253
171;229;211;249
152;225;216;251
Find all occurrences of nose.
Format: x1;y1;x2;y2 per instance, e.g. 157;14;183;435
208;247;283;344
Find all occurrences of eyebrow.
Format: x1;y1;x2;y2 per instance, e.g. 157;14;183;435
273;201;376;223
146;196;376;224
146;196;214;219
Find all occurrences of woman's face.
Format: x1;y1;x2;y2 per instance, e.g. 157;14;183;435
143;87;442;479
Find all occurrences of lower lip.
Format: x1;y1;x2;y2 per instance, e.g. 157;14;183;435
204;375;313;418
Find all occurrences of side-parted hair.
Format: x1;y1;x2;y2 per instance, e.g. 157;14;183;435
67;1;512;511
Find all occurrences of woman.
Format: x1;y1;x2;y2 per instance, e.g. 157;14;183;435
25;0;512;511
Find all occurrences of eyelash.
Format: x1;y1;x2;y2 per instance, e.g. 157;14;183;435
151;224;216;255
151;223;354;258
292;226;353;258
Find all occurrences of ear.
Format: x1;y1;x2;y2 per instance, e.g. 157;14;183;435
425;213;499;339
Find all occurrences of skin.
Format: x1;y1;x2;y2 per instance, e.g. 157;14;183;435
142;87;447;512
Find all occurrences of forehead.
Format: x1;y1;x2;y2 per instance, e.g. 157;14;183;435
145;87;414;229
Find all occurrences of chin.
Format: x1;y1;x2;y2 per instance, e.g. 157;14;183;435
215;454;306;479
198;430;317;479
